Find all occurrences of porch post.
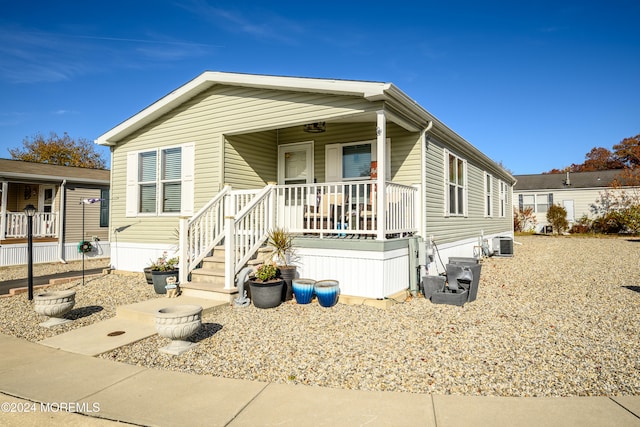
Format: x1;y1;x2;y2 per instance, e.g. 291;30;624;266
224;193;235;289
0;181;7;240
178;216;189;284
376;110;387;240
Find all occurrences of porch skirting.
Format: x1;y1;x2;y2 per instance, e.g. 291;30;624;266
294;239;411;300
0;241;110;267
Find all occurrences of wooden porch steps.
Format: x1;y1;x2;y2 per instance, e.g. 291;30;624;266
180;245;272;302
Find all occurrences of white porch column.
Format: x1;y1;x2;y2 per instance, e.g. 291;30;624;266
178;216;189;284
224;193;235;289
0;181;7;240
376;110;387;240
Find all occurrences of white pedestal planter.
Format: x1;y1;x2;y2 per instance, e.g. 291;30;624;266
33;290;76;328
155;305;202;356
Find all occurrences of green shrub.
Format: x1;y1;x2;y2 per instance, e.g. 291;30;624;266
547;204;568;234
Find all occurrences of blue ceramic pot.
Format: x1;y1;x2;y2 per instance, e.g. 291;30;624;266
314;280;340;308
292;279;316;304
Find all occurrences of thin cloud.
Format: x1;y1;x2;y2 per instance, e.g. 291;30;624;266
178;0;304;44
0;26;217;84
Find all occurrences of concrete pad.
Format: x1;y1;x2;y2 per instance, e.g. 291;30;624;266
89;368;268;427
0;334;61;373
38;318;157;356
611;396;640;418
0;349;145;403
432;395;640;427
117;296;227;325
0;392;118;426
228;383;435;426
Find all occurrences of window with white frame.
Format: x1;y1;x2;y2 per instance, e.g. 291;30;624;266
445;151;467;216
484;173;493;217
325;139;391;182
499;181;507;217
518;193;553;214
126;143;194;217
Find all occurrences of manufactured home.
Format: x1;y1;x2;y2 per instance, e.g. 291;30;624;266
513;169;635;232
96;72;515;301
0;159;110;266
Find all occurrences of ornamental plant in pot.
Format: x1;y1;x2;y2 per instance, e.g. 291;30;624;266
248;263;284;309
267;227;297;301
149;252;179;294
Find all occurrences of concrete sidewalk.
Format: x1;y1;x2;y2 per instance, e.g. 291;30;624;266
0;334;639;426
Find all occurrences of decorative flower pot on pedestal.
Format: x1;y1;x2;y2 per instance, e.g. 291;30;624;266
34;290;76;327
151;269;179;294
292;278;316;304
155;304;202;355
314;280;340;308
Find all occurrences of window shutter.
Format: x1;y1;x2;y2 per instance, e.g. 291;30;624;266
518;194;523;211
181;143;195;215
548;193;554;206
126;152;138;217
325;144;341;183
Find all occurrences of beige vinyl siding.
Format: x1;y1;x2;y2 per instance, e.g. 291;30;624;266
515;187;610;226
425;138;512;245
110;85;382;244
64;187;108;242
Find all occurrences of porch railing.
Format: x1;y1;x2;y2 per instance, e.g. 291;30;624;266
4;212;58;238
273;180;418;237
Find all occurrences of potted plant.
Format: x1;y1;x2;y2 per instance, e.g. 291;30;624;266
149;251;179;294
267;227;297;301
248;263;284;309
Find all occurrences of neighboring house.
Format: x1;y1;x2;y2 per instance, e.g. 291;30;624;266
513;169;630;232
96;71;515;301
0;159;110;266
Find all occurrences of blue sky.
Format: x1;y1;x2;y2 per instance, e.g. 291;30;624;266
1;0;638;174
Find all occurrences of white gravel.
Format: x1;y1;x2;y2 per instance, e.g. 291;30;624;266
1;236;639;397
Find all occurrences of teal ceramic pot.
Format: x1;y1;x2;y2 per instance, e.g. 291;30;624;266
292;278;316;304
314;280;340;308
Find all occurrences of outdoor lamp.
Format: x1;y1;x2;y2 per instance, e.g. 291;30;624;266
24;204;36;300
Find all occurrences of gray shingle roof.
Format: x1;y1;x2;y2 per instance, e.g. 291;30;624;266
513;170;623;191
0;158;109;184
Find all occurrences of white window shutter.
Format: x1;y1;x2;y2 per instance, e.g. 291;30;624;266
126;152;138;217
325;144;341;183
181;143;195;216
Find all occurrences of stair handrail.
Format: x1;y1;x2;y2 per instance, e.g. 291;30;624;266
224;184;275;288
184;185;231;274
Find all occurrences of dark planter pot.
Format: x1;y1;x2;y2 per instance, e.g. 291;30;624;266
447;260;483;302
314;280;340;308
144;267;154;285
151;270;179;294
249;279;284;309
292;278;316;304
278;266;297;301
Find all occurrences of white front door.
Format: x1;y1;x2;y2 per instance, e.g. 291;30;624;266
39;185;56;213
278;141;314;185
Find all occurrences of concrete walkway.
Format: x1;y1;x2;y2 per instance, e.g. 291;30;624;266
0;333;638;426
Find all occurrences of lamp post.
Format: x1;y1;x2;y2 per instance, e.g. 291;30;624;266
24;204;36;300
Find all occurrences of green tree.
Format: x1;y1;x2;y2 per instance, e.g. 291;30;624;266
9;132;106;169
546;204;568;234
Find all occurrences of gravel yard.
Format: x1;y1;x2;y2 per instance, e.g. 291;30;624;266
1;235;639;396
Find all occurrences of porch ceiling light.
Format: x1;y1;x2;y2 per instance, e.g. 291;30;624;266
303;122;326;133
24;204;36;217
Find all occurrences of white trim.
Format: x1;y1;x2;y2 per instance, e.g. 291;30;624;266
324;138;391;182
484;172;493;218
444;149;467;217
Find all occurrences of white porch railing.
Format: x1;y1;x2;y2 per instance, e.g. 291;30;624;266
179;181;417;288
273;180;417;237
4;212;58;238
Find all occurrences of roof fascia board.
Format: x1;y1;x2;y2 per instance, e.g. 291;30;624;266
0;172;109;185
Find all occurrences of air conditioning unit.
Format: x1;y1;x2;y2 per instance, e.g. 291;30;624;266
493;236;514;257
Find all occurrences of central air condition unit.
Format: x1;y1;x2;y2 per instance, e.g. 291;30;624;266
493;236;514;257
